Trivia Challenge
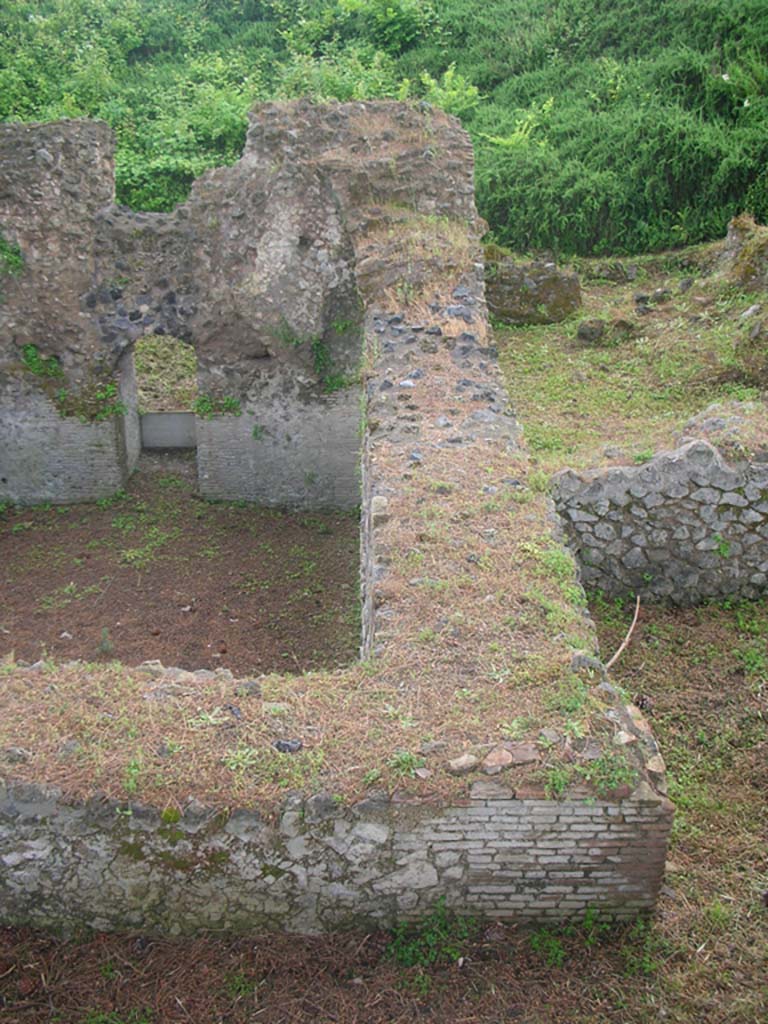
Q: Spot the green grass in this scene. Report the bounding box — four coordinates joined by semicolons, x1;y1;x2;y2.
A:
497;271;763;472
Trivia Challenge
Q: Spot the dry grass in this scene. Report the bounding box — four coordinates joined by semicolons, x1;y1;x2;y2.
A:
1;596;766;1023
0;227;606;809
355;207;479;309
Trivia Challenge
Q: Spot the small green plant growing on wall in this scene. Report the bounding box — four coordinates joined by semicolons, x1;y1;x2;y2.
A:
55;379;127;423
310;337;333;378
544;763;574;798
310;336;356;394
20;343;63;379
274;319;304;347
275;316;359;394
194;394;242;418
0;234;23;275
714;533;731;558
633;448;655;465
0;232;24;300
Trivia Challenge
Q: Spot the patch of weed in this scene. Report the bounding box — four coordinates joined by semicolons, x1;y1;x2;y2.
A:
576;750;637;796
387;750;426;778
193;394;242;418
544;763;574;798
619;916;670;976
20;343;63;378
387;898;478;969
529;926;566;967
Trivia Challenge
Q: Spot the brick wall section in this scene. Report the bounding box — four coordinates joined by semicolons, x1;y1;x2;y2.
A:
0;379;128;504
0;779;672;934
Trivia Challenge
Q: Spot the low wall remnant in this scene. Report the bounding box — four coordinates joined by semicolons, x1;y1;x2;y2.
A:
553;437;768;602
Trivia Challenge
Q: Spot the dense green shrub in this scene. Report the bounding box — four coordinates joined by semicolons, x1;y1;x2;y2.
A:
1;0;766;253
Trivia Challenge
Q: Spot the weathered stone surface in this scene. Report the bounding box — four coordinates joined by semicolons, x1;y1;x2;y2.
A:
481;747;514;774
1;101;481;507
446;753;479;775
503;742;540;764
553;431;768;603
582;260;636;284
576;318;607;344
722;213;768;291
484;252;581;325
0;781;673;934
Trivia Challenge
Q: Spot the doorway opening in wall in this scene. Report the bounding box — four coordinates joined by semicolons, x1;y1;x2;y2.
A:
134;334;198;451
0;334;361;677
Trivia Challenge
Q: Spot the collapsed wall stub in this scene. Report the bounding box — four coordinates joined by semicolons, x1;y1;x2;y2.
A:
3;102;479;506
552;403;768;604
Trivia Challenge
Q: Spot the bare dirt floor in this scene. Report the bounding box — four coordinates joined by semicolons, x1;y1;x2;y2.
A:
0;453;360;676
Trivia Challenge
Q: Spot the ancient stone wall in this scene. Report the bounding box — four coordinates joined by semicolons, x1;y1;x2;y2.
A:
2;102;477;507
1;252;674;934
553;440;768;602
1;101;673;934
0;773;671;935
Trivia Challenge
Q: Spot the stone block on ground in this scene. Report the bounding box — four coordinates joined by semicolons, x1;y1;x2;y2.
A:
484;247;581;325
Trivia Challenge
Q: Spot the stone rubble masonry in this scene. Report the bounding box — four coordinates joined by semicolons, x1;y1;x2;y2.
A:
1;101;477;507
0;778;672;935
552;439;768;602
0;101;673;933
484;253;582;326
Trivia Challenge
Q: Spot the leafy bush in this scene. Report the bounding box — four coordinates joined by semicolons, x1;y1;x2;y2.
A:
1;0;767;251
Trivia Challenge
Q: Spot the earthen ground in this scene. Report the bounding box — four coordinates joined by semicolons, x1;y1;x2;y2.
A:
0;453;360;676
1;599;765;1023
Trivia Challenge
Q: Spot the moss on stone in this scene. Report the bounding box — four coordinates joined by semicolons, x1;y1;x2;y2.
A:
119;840;146;862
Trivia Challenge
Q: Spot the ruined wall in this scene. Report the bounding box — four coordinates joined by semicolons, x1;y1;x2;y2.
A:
553;439;768;602
2;102;476;507
0;772;671;935
0;121;126;504
1;102;674;933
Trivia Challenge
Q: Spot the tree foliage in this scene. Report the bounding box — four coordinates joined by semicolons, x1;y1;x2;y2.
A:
1;0;767;254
